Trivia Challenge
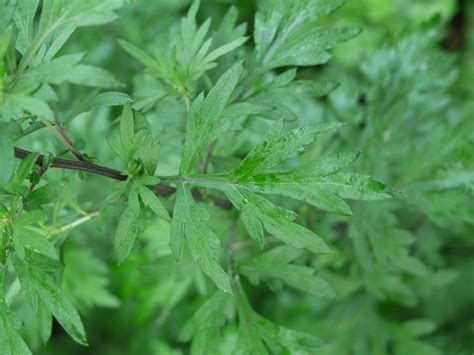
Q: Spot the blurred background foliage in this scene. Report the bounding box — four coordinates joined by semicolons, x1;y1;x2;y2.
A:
13;0;472;354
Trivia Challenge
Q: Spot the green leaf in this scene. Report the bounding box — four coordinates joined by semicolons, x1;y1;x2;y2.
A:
232;120;345;178
120;0;246;95
62;245;120;311
117;105;149;163
85;91;132;109
180;61;244;174
0;298;32;355
139;141;160;176
251;311;325;354
114;188;141;263
235;311;268;355
179;291;229;354
254;0;351;70
225;187;331;253
250;79;340;105
18;53;123;89
170;184;232;293
11;152;39;192
120;105;134;154
203;36;248;63
59;64;123;89
13;0;39;53
16;53;83;86
0;123;15;183
240;203;265;248
240;246;338;298
0;0;16;33
134;112;160;175
12;256;88;346
23;180;65;210
0;26;12;73
230;154;390;215
37;302;53;345
17;0;122;71
118;39;166;78
234;284;325;354
137;184;170;221
106;129;127;162
66;90;132;125
170;184;186;262
13;228;59;262
267;27;362;69
6;94;54;121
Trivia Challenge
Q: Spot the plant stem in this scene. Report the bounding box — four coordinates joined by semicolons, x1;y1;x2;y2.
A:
48;211;100;236
13;147;232;209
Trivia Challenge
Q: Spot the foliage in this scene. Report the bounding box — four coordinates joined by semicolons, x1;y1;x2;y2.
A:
0;0;472;354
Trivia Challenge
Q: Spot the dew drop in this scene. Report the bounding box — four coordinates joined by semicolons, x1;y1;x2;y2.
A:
297;146;306;155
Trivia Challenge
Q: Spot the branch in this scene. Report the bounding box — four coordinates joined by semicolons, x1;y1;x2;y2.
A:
54;115;86;161
14;146;127;181
13;147;232;209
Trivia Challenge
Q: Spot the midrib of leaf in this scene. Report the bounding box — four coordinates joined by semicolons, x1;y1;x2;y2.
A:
160;175;238;185
159;173;363;189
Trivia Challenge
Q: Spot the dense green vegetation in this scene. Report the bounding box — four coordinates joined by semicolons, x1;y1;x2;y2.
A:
0;0;472;354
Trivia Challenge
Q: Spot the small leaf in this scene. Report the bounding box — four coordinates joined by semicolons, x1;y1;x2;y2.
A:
240;204;265;248
170;185;186;262
66;90;132;125
13;0;39;53
225;187;331;253
204;36;248;63
106;129;127;162
7;94;54;121
15;228;59;261
179;291;229;354
59;64;123;89
119;39;165;77
137;185;170;221
114;188;141;263
23;180;65;210
11;152;39;192
240;246;338;299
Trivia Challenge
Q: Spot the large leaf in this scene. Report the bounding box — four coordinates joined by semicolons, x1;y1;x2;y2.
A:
180;61;243;174
170;184;232;293
12;256;88;346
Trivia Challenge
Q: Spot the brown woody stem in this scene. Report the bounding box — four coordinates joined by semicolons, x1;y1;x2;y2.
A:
13;147;231;209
